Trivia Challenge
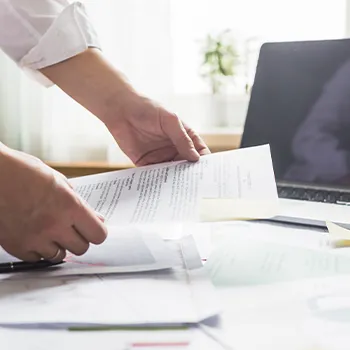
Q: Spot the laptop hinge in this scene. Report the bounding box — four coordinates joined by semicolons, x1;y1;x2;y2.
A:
277;181;350;193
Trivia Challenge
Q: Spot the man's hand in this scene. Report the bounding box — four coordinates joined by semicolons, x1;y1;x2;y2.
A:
0;145;107;262
105;96;210;166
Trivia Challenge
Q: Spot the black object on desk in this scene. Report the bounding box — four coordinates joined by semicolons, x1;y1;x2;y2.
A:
0;260;65;274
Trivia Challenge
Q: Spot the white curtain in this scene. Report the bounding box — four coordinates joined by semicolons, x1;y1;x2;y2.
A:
0;53;22;151
0;52;52;159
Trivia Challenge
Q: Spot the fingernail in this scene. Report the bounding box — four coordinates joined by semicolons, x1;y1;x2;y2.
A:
96;212;105;222
190;148;200;161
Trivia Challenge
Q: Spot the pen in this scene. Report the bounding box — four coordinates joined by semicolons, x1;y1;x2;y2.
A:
0;260;65;273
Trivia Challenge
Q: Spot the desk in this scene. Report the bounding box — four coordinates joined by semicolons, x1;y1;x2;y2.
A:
46;130;242;178
192;220;350;349
2;220;350;349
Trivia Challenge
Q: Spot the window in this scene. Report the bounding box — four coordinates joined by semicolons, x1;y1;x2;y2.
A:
47;0;350;161
81;0;348;130
171;0;346;94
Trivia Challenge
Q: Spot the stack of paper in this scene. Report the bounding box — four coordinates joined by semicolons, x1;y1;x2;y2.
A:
0;236;219;328
0;226;182;277
0;327;224;350
193;220;350;349
0;145;281;349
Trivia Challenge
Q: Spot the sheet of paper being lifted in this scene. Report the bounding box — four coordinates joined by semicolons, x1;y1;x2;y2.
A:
70;145;278;224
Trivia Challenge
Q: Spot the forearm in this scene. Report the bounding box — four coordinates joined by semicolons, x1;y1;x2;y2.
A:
40;48;138;126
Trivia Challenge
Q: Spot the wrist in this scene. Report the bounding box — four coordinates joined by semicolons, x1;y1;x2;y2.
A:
102;89;146;129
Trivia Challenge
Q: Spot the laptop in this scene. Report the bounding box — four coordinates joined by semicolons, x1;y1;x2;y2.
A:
240;38;350;228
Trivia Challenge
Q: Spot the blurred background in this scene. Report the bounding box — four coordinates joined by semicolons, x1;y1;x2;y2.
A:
0;0;348;167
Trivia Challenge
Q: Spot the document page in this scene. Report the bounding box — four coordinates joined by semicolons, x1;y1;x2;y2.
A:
204;234;350;287
0;237;219;327
0;328;223;350
70;145;278;224
0;227;181;277
0;237;219;328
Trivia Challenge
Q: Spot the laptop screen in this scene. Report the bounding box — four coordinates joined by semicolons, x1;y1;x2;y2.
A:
241;39;350;189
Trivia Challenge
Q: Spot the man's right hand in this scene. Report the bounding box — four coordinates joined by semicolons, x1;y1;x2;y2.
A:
0;144;107;262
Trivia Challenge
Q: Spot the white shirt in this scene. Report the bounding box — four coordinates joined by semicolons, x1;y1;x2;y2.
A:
0;0;100;86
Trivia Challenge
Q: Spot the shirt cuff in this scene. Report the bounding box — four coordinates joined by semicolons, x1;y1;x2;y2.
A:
20;2;101;87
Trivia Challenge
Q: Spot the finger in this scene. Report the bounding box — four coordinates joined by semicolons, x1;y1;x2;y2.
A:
95;212;106;223
0;242;42;262
15;251;42;263
136;146;178;166
38;243;66;262
52;169;73;189
72;197;108;245
183;123;211;156
56;226;90;256
161;113;200;162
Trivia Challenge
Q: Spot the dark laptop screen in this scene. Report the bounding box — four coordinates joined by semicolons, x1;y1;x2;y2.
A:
241;39;350;188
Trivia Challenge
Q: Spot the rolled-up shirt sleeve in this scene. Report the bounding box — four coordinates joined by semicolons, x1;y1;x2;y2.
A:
0;0;101;86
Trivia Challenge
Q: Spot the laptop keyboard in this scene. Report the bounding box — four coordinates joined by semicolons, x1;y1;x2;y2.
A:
277;186;350;205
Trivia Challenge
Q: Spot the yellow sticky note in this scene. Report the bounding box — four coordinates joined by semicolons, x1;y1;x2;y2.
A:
199;198;279;222
326;221;350;248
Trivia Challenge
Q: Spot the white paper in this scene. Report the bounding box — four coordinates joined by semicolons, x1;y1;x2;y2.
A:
196;220;350;287
184;221;350;349
0;327;225;350
190;221;350;349
186;220;330;263
69;145;278;224
0;237;219;327
0;227;180;277
215;274;350;350
205;235;350;286
327;221;350;248
278;197;350;226
0;328;195;350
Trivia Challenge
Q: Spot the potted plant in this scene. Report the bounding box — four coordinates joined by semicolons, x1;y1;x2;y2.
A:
200;29;240;127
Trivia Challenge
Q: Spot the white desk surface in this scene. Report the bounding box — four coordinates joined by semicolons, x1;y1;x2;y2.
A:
191;220;350;350
2;220;350;349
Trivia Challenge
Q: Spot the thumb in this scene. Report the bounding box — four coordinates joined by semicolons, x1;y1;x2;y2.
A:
162;113;200;161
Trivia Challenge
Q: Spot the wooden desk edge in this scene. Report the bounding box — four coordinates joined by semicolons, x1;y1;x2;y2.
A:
46;132;242;177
